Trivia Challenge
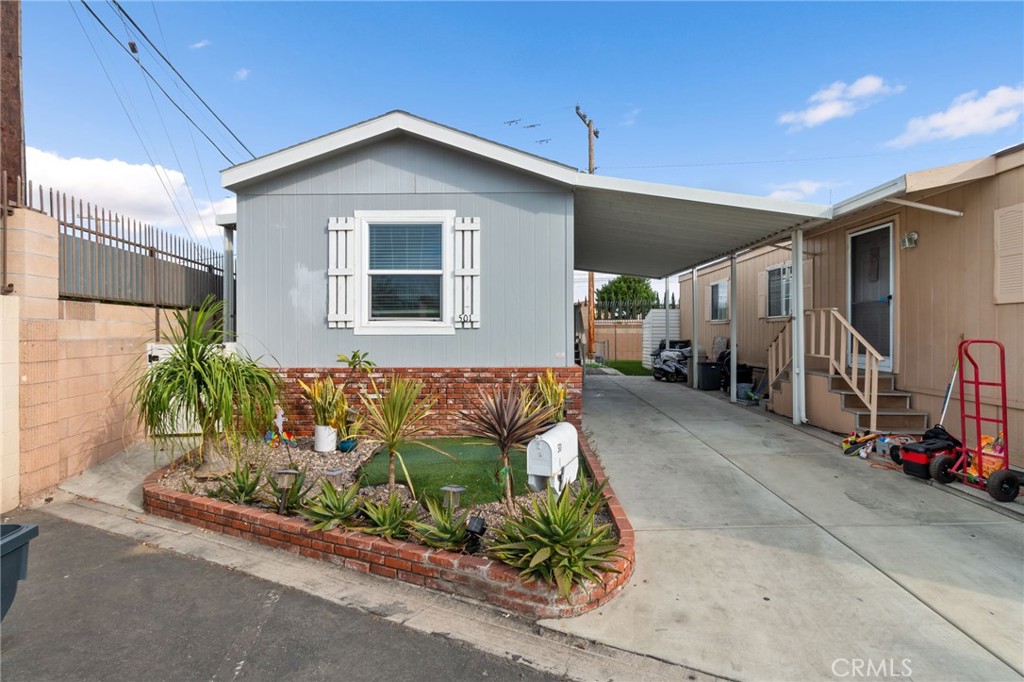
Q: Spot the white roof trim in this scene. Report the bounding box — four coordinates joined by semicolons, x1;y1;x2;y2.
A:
577;173;831;220
215;212;237;227
222;111;579;190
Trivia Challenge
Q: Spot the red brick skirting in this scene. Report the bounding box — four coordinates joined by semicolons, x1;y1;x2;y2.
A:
277;367;583;437
142;432;633;619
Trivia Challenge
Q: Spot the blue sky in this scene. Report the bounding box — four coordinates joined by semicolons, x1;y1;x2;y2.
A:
20;1;1024;297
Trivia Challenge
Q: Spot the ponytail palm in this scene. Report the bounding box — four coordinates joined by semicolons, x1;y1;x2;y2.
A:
129;296;278;465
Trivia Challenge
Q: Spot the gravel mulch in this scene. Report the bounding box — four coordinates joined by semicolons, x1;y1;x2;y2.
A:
159;437;618;551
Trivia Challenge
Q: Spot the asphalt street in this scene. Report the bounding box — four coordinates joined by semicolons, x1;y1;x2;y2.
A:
1;511;561;682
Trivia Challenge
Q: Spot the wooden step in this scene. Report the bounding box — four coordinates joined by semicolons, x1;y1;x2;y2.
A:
837;390;913;411
847;408;930;432
829;373;896;393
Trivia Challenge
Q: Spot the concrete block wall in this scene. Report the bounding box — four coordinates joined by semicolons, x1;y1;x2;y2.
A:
5;207;177;505
593;320;644;362
1;295;20;512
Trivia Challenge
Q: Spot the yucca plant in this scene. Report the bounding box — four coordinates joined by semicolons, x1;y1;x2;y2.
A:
298;376;342;426
127;296;278;466
536;369;567;422
361;493;416;539
488;482;621;598
462;386;555;510
328;392;363;440
407;497;470;551
209;461;264;505
361;375;440;500
263;469;314;516
299;479;363;531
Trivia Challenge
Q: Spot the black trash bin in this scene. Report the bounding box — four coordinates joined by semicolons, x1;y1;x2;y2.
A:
697;362;723;390
1;523;39;620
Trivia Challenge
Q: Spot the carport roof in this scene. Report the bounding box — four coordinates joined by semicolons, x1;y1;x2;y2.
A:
221;111;832;278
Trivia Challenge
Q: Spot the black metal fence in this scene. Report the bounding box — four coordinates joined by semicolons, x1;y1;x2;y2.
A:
593;297;677;320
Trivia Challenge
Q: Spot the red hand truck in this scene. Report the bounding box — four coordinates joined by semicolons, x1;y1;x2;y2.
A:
930;339;1020;502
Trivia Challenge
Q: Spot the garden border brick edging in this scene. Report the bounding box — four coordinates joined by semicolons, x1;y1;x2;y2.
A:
142;433;635;619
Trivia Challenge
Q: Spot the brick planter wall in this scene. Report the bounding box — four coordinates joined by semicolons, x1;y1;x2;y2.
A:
142;432;634;619
278;366;583;437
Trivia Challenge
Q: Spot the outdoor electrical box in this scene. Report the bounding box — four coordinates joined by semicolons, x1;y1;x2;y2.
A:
527;422;579;494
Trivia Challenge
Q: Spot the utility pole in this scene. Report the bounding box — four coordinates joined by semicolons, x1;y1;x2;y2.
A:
1;0;26;200
576;105;599;361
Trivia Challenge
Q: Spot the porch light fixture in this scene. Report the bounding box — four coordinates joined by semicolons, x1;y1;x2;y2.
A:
899;232;919;249
273;468;299;515
440;484;466;510
324;467;346;489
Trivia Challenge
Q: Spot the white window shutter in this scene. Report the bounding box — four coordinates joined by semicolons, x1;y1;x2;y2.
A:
454;217;481;328
803;258;814;310
757;270;767;319
994;203;1024;304
327;217;356;328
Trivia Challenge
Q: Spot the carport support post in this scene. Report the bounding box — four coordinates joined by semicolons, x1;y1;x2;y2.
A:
729;254;738;403
792;229;806;424
664;276;670;364
690;266;699;388
223;225;236;339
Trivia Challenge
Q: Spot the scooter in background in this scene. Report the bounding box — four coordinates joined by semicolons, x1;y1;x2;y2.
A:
652;347;688;382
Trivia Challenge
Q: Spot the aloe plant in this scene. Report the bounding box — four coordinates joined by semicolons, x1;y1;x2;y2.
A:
462;386;555;509
361;493;416;539
407;497;470;551
127;296;278;465
488;482;621;598
209;461;264;505
300;479;363;531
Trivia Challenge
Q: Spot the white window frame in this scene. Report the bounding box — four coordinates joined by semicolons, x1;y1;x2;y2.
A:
710;279;729;322
353;210;456;336
766;262;793;319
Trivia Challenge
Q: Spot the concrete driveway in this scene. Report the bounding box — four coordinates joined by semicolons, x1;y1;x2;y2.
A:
541;376;1024;682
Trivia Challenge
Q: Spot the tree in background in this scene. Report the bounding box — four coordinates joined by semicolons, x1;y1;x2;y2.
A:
595;275;658;305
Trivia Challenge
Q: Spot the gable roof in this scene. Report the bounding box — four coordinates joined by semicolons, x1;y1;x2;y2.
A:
221;111;832;278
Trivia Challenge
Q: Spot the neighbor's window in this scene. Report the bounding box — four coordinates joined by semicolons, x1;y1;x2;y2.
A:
368;223;443;320
711;280;729;321
767;264;793;318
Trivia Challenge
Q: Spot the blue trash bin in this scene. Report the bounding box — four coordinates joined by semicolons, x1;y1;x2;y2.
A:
1;523;39;620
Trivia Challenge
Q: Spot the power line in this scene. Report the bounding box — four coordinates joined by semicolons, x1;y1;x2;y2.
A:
79;0;237;165
68;1;193;238
110;0;256;160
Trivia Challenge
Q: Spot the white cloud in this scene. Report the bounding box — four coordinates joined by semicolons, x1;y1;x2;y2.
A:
26;146;233;243
779;75;905;131
886;85;1024;148
620;107;641;127
189;39;211;50
767;180;827;202
233;68;251;82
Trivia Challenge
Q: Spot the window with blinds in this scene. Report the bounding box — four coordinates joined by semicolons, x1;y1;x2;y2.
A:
767;264;792;317
368;223;443;320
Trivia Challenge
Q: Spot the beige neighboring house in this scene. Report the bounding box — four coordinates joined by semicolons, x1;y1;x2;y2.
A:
679;144;1024;468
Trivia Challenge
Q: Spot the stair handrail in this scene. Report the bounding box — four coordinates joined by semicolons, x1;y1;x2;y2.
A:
766;317;793;389
805;307;883;432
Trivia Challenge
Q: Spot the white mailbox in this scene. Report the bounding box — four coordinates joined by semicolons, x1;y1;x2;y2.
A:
527;422;579;494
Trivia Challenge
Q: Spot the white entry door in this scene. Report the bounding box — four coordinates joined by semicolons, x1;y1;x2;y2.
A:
847;224;893;371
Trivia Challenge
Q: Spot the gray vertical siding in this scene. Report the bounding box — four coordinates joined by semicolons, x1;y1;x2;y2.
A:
235;136;573;368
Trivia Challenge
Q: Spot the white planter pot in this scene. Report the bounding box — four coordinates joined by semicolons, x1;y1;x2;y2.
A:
313;425;337;453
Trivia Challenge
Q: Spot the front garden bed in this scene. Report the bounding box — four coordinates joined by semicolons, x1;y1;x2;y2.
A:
142;433;635;618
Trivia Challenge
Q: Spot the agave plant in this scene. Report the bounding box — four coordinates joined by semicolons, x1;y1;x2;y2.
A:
127;296;278;466
488;482;621;598
360;375;440;500
407;497;470;551
300;479;363;531
462;386;555;509
361;493;416;539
